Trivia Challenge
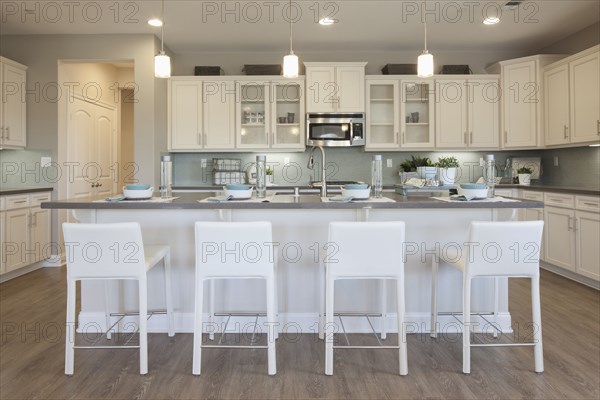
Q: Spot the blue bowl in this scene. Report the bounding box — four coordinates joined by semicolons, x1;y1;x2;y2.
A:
125;184;151;190
343;184;369;190
225;184;251;190
460;183;487;190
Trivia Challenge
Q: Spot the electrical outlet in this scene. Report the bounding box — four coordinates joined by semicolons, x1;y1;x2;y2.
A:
386;159;393;168
284;157;290;165
41;157;52;168
553;156;559;167
479;157;484;166
201;159;207;168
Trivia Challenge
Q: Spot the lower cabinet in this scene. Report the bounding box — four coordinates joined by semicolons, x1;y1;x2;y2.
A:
1;192;52;275
544;206;576;272
575;209;600;280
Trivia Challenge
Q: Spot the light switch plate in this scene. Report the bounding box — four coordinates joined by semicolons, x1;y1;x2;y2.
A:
201;159;207;168
284;157;290;165
386;159;393;168
41;157;52;168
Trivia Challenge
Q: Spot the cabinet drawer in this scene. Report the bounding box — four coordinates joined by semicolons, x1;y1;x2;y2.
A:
4;195;30;210
521;190;544;201
0;197;4;211
30;192;51;207
544;192;575;208
575;195;600;213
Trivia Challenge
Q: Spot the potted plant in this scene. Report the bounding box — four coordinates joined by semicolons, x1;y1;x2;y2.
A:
412;156;436;179
266;166;274;185
517;167;533;186
435;156;460;185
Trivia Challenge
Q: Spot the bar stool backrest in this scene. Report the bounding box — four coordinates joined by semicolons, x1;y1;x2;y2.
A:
62;222;147;280
326;221;406;278
195;221;274;278
465;221;544;278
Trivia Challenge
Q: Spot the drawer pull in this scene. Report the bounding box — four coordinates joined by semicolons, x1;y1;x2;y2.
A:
13;200;27;204
582;202;598;207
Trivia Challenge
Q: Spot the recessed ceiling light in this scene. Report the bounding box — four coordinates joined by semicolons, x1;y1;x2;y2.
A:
148;18;163;27
319;17;335;26
483;17;500;25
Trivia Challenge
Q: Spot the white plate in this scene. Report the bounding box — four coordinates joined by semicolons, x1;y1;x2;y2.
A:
341;188;370;200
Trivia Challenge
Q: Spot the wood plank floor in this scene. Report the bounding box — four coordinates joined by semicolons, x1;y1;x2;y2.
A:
1;268;598;399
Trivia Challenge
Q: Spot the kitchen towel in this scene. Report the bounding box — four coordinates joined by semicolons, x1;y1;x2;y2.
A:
95;197;180;203
431;196;519;203
198;195;275;203
321;196;397;203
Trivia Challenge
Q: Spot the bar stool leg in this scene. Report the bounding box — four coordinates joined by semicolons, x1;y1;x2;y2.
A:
493;277;499;339
380;280;387;340
531;276;544;373
266;276;277;375
325;276;335;376
462;277;472;375
65;279;77;375
208;280;215;341
318;259;325;340
397;277;408;376
192;277;204;375
430;255;439;339
274;273;279;340
138;278;148;375
104;281;112;340
164;252;175;337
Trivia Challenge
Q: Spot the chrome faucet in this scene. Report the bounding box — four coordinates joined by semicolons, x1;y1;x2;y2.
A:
307;145;327;197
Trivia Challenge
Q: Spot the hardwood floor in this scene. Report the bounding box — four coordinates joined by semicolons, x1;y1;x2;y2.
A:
1;268;598;399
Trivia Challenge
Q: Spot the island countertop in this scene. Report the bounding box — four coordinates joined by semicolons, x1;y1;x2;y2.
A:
41;192;543;210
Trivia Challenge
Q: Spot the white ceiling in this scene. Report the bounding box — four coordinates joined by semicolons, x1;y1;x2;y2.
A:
1;1;598;54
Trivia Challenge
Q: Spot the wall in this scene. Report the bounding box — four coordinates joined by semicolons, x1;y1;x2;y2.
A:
540;147;600;189
538;22;600;54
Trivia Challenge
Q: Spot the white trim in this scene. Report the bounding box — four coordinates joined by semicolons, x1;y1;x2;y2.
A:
0;262;44;283
43;254;65;267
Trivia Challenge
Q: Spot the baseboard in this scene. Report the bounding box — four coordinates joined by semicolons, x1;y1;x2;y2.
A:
77;311;513;335
541;262;599;290
0;262;45;283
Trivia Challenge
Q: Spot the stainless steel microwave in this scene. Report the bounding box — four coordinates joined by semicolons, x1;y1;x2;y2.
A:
306;113;365;147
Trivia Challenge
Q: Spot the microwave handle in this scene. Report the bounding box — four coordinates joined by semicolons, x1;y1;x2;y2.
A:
349;121;354;145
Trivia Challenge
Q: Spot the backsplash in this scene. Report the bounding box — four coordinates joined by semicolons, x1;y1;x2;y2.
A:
540;146;600;189
0;149;54;189
173;149;544;187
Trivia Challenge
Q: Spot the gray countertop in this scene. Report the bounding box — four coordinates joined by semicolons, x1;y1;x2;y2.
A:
42;192;543;210
0;187;54;196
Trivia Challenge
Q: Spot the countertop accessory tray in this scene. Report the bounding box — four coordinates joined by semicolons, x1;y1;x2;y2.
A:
395;184;456;196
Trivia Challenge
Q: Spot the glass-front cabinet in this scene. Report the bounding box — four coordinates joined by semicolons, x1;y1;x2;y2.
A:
366;78;434;150
236;79;304;151
400;80;435;148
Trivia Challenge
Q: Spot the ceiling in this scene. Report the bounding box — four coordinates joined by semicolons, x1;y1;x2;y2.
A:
1;1;598;54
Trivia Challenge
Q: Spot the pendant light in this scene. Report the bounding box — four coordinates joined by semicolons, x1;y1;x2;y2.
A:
417;2;434;78
282;0;299;78
154;0;171;78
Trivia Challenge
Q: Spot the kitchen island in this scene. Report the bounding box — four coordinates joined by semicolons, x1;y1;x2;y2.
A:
43;192;543;335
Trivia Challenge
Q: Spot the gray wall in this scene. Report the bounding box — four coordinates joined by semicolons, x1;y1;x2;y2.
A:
538;22;600;54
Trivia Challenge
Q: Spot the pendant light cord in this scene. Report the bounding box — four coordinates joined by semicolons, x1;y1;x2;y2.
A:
161;0;165;52
423;0;428;52
289;0;294;54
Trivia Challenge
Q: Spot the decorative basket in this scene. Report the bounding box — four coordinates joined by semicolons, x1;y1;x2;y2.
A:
243;64;282;75
382;64;417;75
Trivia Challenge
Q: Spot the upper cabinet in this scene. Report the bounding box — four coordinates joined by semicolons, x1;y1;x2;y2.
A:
435;77;500;149
0;57;27;149
305;62;366;113
168;78;235;151
544;46;600;146
489;55;565;149
236;79;304;151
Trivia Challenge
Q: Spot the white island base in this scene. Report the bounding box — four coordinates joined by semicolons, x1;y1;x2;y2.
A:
71;206;517;336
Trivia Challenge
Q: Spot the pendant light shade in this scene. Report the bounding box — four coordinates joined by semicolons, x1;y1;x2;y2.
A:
283;53;299;78
154;0;171;78
155;51;171;78
282;0;299;78
417;51;434;78
417;0;434;78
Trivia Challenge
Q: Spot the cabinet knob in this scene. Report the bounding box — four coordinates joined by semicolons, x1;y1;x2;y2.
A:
564;125;568;139
504;131;508;144
597;120;599;135
470;132;473;144
5;126;9;140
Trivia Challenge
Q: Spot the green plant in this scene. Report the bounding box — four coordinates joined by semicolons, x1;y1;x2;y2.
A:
265;167;274;175
517;166;533;174
400;155;433;172
435;156;460;169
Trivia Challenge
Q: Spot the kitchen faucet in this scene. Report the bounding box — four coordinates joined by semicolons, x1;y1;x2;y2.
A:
307;145;327;197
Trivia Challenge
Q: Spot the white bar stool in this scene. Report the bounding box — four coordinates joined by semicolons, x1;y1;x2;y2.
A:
430;221;544;374
63;222;174;375
193;221;277;376
324;221;408;376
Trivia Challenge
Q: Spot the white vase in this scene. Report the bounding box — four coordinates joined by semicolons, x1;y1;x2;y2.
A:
417;166;437;179
518;174;531;185
438;167;457;185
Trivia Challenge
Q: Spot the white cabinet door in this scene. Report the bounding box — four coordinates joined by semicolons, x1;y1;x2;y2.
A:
544;206;576;272
203;81;235;149
468;79;500;148
366;80;399;149
306;66;336;113
336;66;365;112
435;80;467;148
503;61;537;147
544;64;570;146
4;208;29;273
570;50;600;143
1;61;27;148
575;211;600;281
272;80;304;150
236;81;269;149
402;80;435;148
169;81;203;150
30;207;51;264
